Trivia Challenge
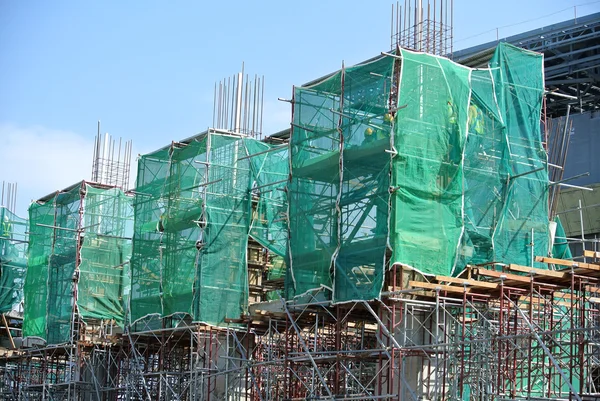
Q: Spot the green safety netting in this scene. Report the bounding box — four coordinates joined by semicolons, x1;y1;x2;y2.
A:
287;70;341;299
130;138;208;323
78;186;133;325
286;43;549;302
47;185;80;344
488;44;549;268
23;182;133;344
287;56;394;302
0;207;28;314
130;132;275;326
391;50;471;276
130;146;171;324
393;45;548;275
22;201;54;340
457;67;508;267
194;133;251;325
21;43;549;335
246;140;289;257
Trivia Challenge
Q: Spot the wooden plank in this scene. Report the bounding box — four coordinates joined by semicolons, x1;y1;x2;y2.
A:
553;293;578;302
477;268;532;283
512;295;573;308
516;295;545;304
535;256;600;271
487;298;573;309
409;281;470;294
585;285;600;294
584;250;600;259
385;286;436;298
1;315;15;350
508;264;567;279
516;295;551;306
435;275;498;289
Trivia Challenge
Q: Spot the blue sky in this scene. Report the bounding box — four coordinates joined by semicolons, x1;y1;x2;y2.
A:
1;0;599;216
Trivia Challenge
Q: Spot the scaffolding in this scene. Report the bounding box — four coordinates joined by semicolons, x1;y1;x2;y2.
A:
0;42;598;400
130;129;287;327
0;207;27;317
0;206;27;356
245;258;600;400
23;181;133;344
5;181;133;400
286;42;549;305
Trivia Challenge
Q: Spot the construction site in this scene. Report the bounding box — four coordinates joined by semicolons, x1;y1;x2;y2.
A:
1;2;600;400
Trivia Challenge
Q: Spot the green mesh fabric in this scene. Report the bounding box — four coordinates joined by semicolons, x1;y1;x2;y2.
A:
130;147;171;323
336;58;394;302
131;132;260;326
246;141;289;257
164;140;207;318
391;50;471;276
23;183;133;344
287;43;549;301
0;207;28;314
78;186;133;326
46;185;80;344
131;139;207;323
194;133;251;325
287;71;342;298
457;68;508;267
489;44;549;267
22;201;54;339
391;44;548;276
287;56;394;302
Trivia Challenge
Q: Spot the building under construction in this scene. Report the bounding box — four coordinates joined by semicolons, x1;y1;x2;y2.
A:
1;5;600;400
